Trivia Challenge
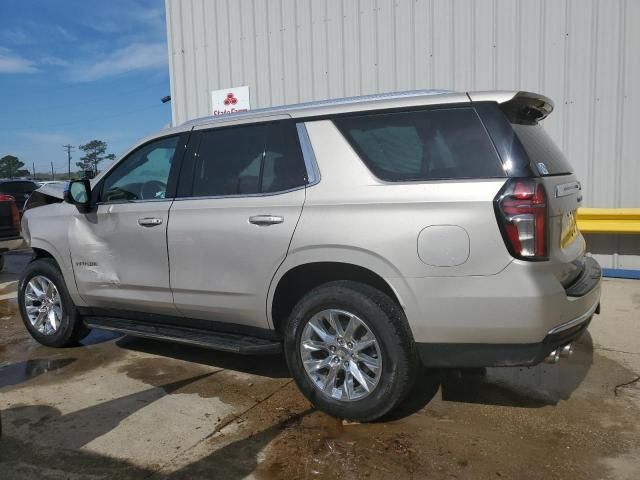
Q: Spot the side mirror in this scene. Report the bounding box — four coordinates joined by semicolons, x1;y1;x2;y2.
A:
65;179;92;213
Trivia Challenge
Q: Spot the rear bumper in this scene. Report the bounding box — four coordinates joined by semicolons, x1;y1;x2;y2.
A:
0;236;24;253
397;255;602;345
417;298;598;367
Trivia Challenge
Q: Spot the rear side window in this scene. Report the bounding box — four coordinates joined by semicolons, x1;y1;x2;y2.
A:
262;123;308;193
192;125;265;196
334;108;504;181
510;123;573;176
190;122;307;197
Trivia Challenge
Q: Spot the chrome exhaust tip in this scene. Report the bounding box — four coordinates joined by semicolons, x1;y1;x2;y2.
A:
544;349;560;364
559;343;574;358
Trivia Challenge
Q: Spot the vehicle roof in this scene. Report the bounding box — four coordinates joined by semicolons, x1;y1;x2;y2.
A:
92;89;526;185
179;89;522;131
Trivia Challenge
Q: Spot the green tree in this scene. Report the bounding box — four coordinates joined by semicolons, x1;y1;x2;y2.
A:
77;140;115;176
0;155;31;179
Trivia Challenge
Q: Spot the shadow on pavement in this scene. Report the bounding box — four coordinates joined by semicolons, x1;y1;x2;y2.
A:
170;408;314;480
1;250;31;279
0;406;314;480
116;335;291;379
116;330;594;420
387;331;594;420
2;372;214;451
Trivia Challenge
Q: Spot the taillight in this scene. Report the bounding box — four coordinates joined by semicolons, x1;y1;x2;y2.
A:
494;179;547;260
11;202;20;233
0;195;21;233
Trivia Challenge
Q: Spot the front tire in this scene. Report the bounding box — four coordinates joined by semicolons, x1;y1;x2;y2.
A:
18;258;89;347
284;281;417;422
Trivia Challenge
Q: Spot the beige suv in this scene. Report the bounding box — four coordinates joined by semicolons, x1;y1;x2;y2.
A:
19;90;600;421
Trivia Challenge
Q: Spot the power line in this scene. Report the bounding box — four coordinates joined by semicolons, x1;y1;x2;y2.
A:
63;144;75;179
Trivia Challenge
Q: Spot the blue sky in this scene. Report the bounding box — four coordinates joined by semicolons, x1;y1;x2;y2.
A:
0;0;171;175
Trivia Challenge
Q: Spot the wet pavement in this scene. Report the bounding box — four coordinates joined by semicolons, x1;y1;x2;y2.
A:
1;250;639;479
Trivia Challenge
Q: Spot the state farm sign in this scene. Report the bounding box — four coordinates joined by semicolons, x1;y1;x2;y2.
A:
211;86;250;116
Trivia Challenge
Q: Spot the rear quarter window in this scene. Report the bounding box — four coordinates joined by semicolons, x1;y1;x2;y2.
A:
333;108;505;181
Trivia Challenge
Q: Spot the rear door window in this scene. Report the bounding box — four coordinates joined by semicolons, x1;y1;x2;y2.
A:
189;122;307;197
262;122;308;193
510;123;573;176
192;124;266;196
334;108;504;181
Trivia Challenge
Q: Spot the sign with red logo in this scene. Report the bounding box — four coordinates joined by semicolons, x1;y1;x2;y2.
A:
211;86;250;116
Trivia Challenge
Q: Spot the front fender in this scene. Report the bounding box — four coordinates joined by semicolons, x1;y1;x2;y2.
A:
23;204;86;307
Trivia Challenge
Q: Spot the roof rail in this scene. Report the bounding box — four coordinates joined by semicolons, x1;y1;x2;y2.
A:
180;89;454;127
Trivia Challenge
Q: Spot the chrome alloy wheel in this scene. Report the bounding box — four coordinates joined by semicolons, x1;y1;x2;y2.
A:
24;275;63;336
300;309;382;402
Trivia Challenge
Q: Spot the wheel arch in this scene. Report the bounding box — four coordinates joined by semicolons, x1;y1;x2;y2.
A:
28;239;86;307
269;259;409;335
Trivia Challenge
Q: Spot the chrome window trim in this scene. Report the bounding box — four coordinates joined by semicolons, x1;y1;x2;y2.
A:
96;198;174;206
296;122;321;186
172;184;306;202
172;121;318;202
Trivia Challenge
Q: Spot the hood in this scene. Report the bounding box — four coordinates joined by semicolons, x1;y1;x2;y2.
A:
37;181;68;200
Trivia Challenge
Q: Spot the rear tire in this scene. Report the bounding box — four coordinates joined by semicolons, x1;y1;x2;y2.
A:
18;258;90;347
284;281;417;422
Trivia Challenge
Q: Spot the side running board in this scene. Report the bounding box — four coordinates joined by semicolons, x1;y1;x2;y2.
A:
84;317;282;355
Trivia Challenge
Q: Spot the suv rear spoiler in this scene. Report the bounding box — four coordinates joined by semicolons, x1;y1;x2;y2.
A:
468;91;554;123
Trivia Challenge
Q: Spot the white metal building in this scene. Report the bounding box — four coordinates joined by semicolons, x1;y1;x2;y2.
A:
165;0;639;270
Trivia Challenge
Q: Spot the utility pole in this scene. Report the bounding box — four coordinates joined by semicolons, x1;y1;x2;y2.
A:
32;161;36;179
50;162;55;181
63;144;74;180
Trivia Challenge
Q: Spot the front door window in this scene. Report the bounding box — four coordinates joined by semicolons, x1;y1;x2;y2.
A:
101;136;179;202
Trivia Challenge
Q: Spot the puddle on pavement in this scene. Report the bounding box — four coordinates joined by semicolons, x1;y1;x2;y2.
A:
0;358;76;389
0;312;129;391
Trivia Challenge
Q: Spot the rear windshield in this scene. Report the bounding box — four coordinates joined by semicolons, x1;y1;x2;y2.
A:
334;108;505;181
0;181;38;194
511;123;573;176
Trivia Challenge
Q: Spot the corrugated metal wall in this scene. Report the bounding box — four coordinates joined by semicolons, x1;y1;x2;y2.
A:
165;0;640;269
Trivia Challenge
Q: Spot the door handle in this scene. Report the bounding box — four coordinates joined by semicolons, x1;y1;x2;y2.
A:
249;215;284;226
138;217;163;227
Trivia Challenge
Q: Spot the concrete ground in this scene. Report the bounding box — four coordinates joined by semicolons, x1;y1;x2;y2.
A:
1;251;639;480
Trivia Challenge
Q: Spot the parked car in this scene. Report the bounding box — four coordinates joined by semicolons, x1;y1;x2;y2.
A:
0;193;23;270
37;181;66;187
0;180;39;212
18;90;601;421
